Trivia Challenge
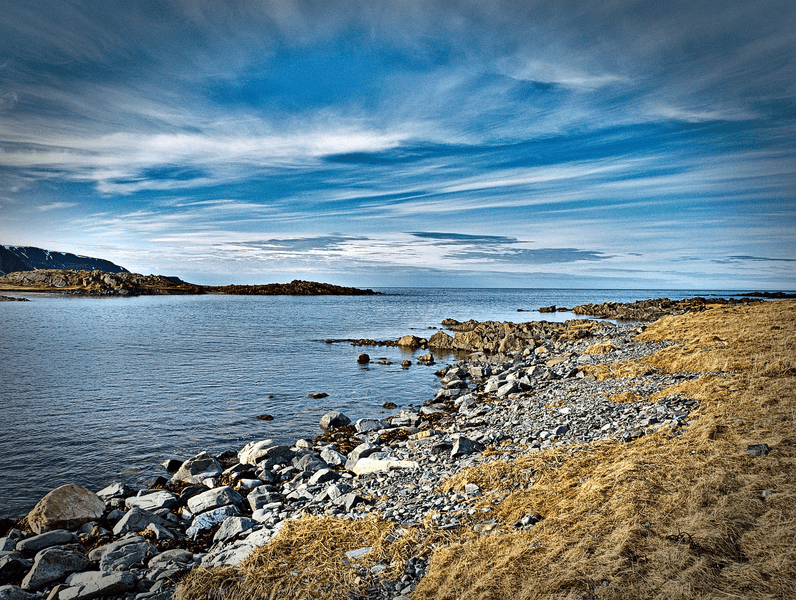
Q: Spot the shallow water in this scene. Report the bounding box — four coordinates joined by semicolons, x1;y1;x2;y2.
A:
0;287;748;517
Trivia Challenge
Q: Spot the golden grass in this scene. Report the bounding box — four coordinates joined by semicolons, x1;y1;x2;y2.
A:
412;299;796;600
177;300;796;600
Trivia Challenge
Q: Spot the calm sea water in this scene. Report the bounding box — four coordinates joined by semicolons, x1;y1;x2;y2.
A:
0;288;749;518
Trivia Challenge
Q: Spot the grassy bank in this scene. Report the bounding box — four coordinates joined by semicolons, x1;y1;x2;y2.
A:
177;299;796;600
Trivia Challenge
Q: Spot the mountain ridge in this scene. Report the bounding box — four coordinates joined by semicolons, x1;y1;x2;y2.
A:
0;245;128;276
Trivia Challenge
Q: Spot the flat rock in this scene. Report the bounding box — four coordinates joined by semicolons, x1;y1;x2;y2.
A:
95;482;135;502
355;418;389;433
87;536;146;562
16;530;76;553
451;436;484;457
124;490;178;512
26;484;105;534
21;548;91;591
148;549;193;569
351;457;419;475
319;447;346;467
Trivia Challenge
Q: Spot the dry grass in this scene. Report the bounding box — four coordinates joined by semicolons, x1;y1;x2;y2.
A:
412;299;796;600
177;300;796;600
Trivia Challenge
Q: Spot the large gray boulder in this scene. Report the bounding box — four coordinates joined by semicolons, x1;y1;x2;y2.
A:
171;451;223;484
186;486;245;515
238;441;294;466
0;586;40;600
20;548;91;591
354;418;388;434
26;484;105;534
87;536;145;562
99;540;156;572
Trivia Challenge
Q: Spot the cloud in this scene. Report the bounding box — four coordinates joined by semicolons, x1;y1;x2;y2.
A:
409;232;519;245
38;201;78;211
719;255;796;263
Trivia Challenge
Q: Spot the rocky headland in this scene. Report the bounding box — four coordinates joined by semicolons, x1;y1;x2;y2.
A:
1;298;794;600
0;270;379;297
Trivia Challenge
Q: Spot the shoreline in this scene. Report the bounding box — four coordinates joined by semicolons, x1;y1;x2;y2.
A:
1;298;794;600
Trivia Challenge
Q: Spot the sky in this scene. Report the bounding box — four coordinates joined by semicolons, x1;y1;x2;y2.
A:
1;0;795;288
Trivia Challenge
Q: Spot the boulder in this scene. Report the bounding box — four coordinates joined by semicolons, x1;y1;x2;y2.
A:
171;451;223;484
21;548;91;591
87;536;146;562
148;549;193;569
307;469;341;486
427;331;455;349
397;335;424;349
319;411;351;431
0;555;32;583
99;540;156;572
187;486;245;515
356;353;370;364
246;488;282;512
26;484;105;534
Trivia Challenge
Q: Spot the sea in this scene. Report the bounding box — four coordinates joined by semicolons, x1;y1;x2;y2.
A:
0;288;755;518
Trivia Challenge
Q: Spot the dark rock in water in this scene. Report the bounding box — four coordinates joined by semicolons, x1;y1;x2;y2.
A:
401;360;411;369
539;305;556;313
308;392;328;399
144;476;168;488
356;353;370;364
256;414;274;421
746;443;770;456
382;402;398;409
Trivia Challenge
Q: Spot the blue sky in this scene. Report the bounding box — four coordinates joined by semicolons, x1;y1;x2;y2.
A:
1;0;794;288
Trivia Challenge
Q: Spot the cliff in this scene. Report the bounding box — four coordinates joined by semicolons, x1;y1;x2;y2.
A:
0;246;128;276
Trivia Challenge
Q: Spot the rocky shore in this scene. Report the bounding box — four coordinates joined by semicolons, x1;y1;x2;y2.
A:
0;310;711;600
0;270;378;297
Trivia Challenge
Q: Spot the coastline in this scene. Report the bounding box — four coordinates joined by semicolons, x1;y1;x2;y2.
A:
1;298;794;600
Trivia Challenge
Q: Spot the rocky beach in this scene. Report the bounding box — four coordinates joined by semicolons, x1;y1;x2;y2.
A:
1;297;794;600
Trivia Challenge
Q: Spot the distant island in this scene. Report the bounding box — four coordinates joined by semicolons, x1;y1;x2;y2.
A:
0;245;378;296
0;269;379;296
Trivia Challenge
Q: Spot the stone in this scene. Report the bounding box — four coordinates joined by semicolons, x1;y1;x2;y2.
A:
26;484;105;534
319;447;346;468
401;360;411;368
186;505;240;538
238;440;294;466
308;392;328;399
161;459;183;473
345;547;372;561
496;382;518;397
144;522;175;541
397;335;424;349
212;517;255;544
187;486;245;515
124;490;178;512
171;452;224;484
0;586;40;600
351;457;419;475
99;540;156;572
112;508;168;536
148;549;193;568
451;437;484;457
16;530;77;553
59;571;136;600
87;536;145;562
0;554;32;583
356;353;370;364
355;418;388;434
246;487;282;512
95;482;135;502
308;469;341;486
746;443;770;456
21;548;91;590
319;411;351;431
427;331;455;349
417;353;435;364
